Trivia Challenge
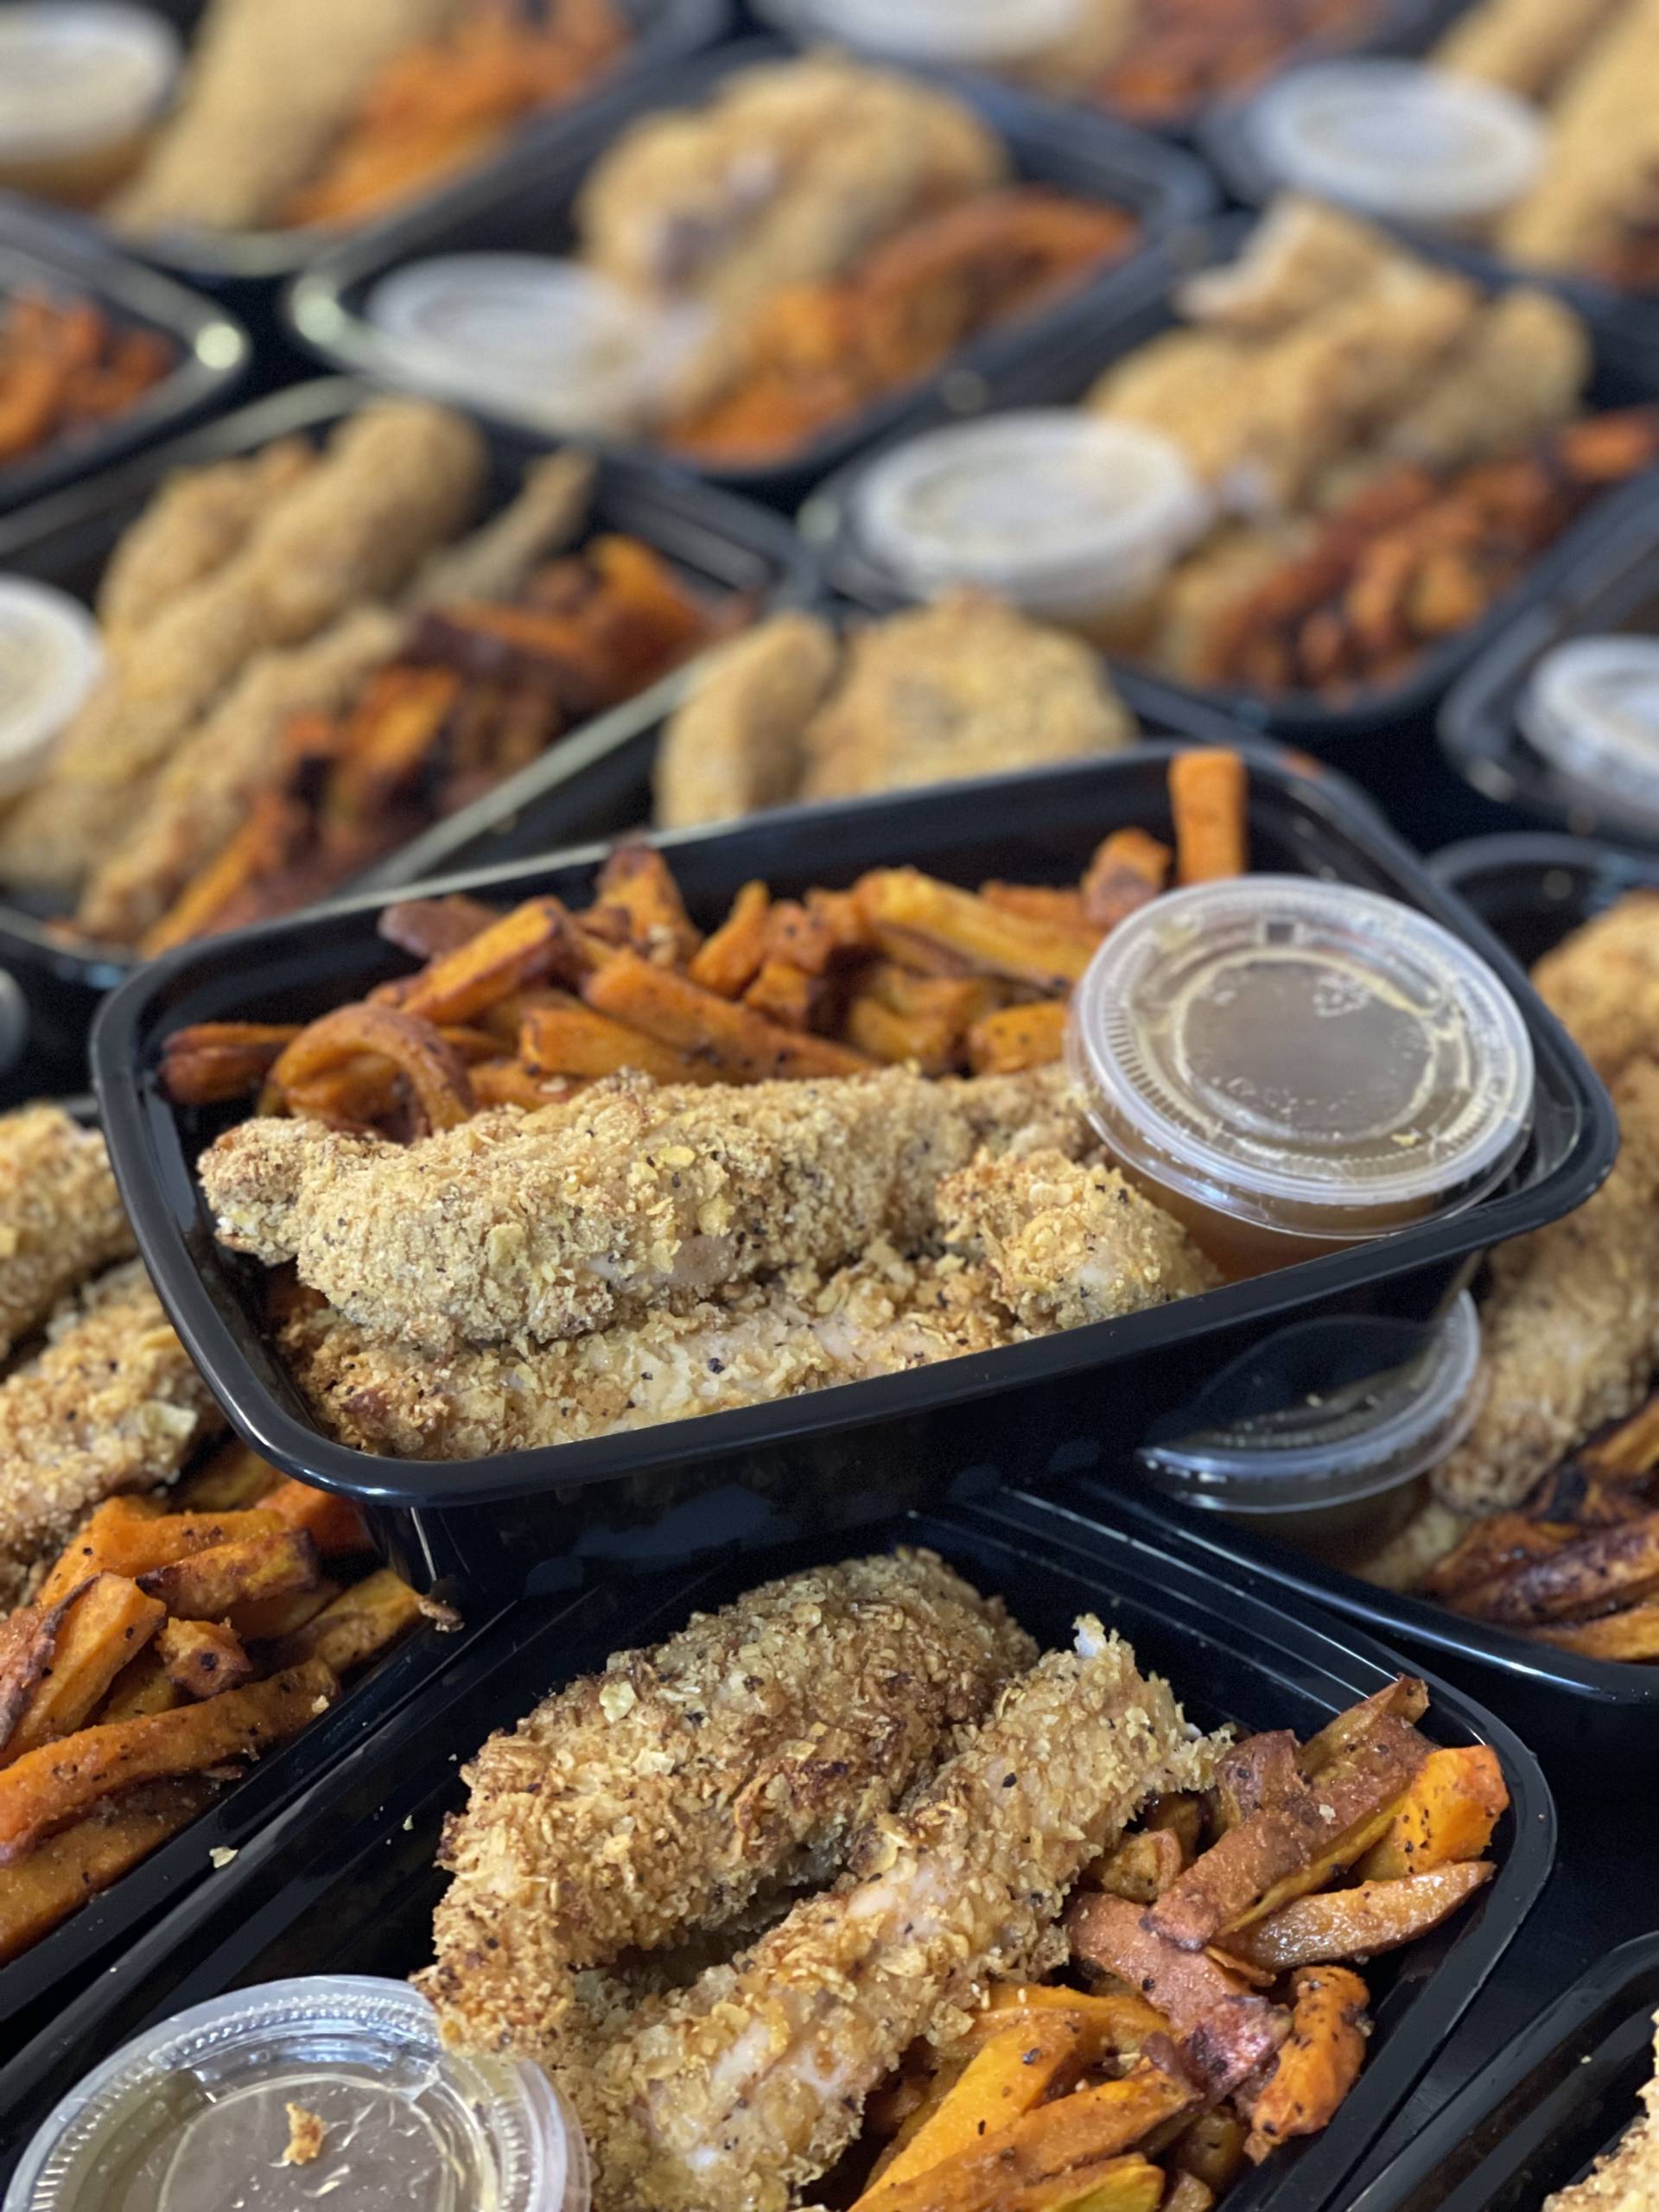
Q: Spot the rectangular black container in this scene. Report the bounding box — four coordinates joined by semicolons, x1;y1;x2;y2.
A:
1046;831;1659;1775
0;1489;1557;2202
1438;486;1659;848
0;375;813;1090
90;744;1615;1593
810;212;1659;788
0;195;248;512
283;35;1217;508
1338;1934;1659;2212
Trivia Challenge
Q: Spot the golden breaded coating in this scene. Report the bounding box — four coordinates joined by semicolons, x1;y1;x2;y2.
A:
1531;890;1659;1084
587;1621;1210;2212
0;1106;135;1364
201;1067;1089;1353
798;592;1136;805
1434;1058;1659;1516
653;613;842;830
1544;2012;1659;2212
1178;196;1405;334
1380;288;1590;473
283;1247;1019;1459
404;450;596;611
418;1550;1037;2063
0;1262;223;1606
1436;0;1624;98
1497;0;1659;270
938;1146;1220;1330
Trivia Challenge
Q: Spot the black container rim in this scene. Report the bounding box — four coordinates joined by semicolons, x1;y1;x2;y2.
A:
0;1487;1558;2209
0;194;250;512
281;34;1217;502
808;207;1659;743
90;741;1618;1512
1429;828;1659;896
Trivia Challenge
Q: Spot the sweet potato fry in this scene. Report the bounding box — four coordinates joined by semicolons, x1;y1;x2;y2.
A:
855;2019;1087;2205
1084;1827;1186;1904
687;880;771;997
37;1504;287;1606
594;842;702;964
1145;1794;1205;1860
520;996;716;1085
0;1661;338;1864
1170;751;1249;884
1169;2111;1246;2196
471;1059;580;1110
1081;830;1172;931
137;1530;320;1622
584;947;871;1080
1065;1893;1262;2043
1245;1967;1369;2161
1526;1605;1659;1660
1422;1517;1575;1601
744;958;822;1032
1580;1395;1659;1481
226;1581;340;1644
264;1568;425;1676
1213;1732;1301;1829
268;1007;474;1136
997;2157;1166;2212
1355;1747;1508;1878
981;884;1093;933
855;869;1096;993
95;1649;183;1723
1446;1516;1659;1625
845;993;963;1075
3;1576;165;1765
398;897;585;1024
968;1987;1171;2059
0;1596;76;1752
260;1479;375;1560
0;1780;218;1964
159;1618;255;1700
966;1002;1068;1076
378;894;500;963
1164;2171;1216;2212
1300;1678;1429;1776
159;1022;303;1105
174;1442;282;1513
1217;1861;1494;1974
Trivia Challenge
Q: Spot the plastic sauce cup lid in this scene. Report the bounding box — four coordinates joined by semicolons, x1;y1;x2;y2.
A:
0;579;103;802
366;255;711;437
1247;60;1544;228
1519;635;1659;828
0;4;181;159
852;412;1211;623
768;0;1084;63
1137;1293;1484;1513
4;1976;589;2212
1068;875;1535;1238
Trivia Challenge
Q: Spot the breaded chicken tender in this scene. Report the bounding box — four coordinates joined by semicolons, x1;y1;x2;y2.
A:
404;450;595;610
418;1551;1036;2062
1434;1058;1659;1515
1531;890;1659;1085
1544;2012;1659;2212
0;1262;223;1606
587;1620;1208;2212
1380;288;1591;473
0;1106;135;1363
201;1066;1091;1353
653;612;842;830
1177;196;1403;334
1497;0;1659;271
1436;0;1624;99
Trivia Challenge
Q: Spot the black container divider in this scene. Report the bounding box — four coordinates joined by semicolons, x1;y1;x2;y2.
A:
0;196;248;513
283;35;1217;509
0;1491;1557;2202
1338;1935;1659;2212
0;376;812;1086
808;212;1659;804
91;746;1614;1594
1439;488;1659;846
1043;831;1659;1777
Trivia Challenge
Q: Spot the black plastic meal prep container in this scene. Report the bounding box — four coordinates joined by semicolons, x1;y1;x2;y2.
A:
808;211;1659;821
0;1487;1558;2198
89;742;1616;1594
283;34;1217;510
1438;485;1659;845
1036;832;1659;1776
0;374;812;1089
0;195;249;514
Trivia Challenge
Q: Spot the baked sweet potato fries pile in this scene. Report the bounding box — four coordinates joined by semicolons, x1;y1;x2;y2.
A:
159;748;1249;1132
1089;0;1378;123
0;1444;442;1965
1193;409;1659;697
0;291;173;472
839;1678;1505;2212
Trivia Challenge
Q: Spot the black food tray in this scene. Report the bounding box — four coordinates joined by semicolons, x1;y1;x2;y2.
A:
49;0;733;290
810;211;1659;767
0;375;811;1084
1048;835;1659;1775
0;195;248;512
0;1489;1557;2205
1343;1933;1659;2212
90;744;1614;1588
284;35;1217;508
1439;486;1659;846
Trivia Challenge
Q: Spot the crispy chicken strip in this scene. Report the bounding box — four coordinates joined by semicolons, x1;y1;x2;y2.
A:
1434;1058;1659;1515
0;1262;223;1607
1178;196;1403;334
419;1551;1036;2060
1380;289;1590;473
282;1247;1018;1459
1544;2010;1659;2212
201;1066;1091;1351
938;1147;1221;1330
1497;0;1659;271
404;450;597;611
1435;0;1624;99
586;1621;1209;2212
0;1106;135;1363
653;613;842;830
1531;890;1659;1085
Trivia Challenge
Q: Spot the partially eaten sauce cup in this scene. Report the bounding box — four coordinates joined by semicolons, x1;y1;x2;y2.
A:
0;3;180;207
1067;875;1535;1278
1519;634;1659;835
4;1977;588;2212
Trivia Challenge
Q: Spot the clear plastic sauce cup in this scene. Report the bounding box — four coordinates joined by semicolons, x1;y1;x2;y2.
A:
1246;60;1545;231
1519;635;1659;832
0;4;181;205
0;578;104;801
3;1976;589;2212
1067;875;1535;1279
765;0;1084;64
851;412;1211;631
